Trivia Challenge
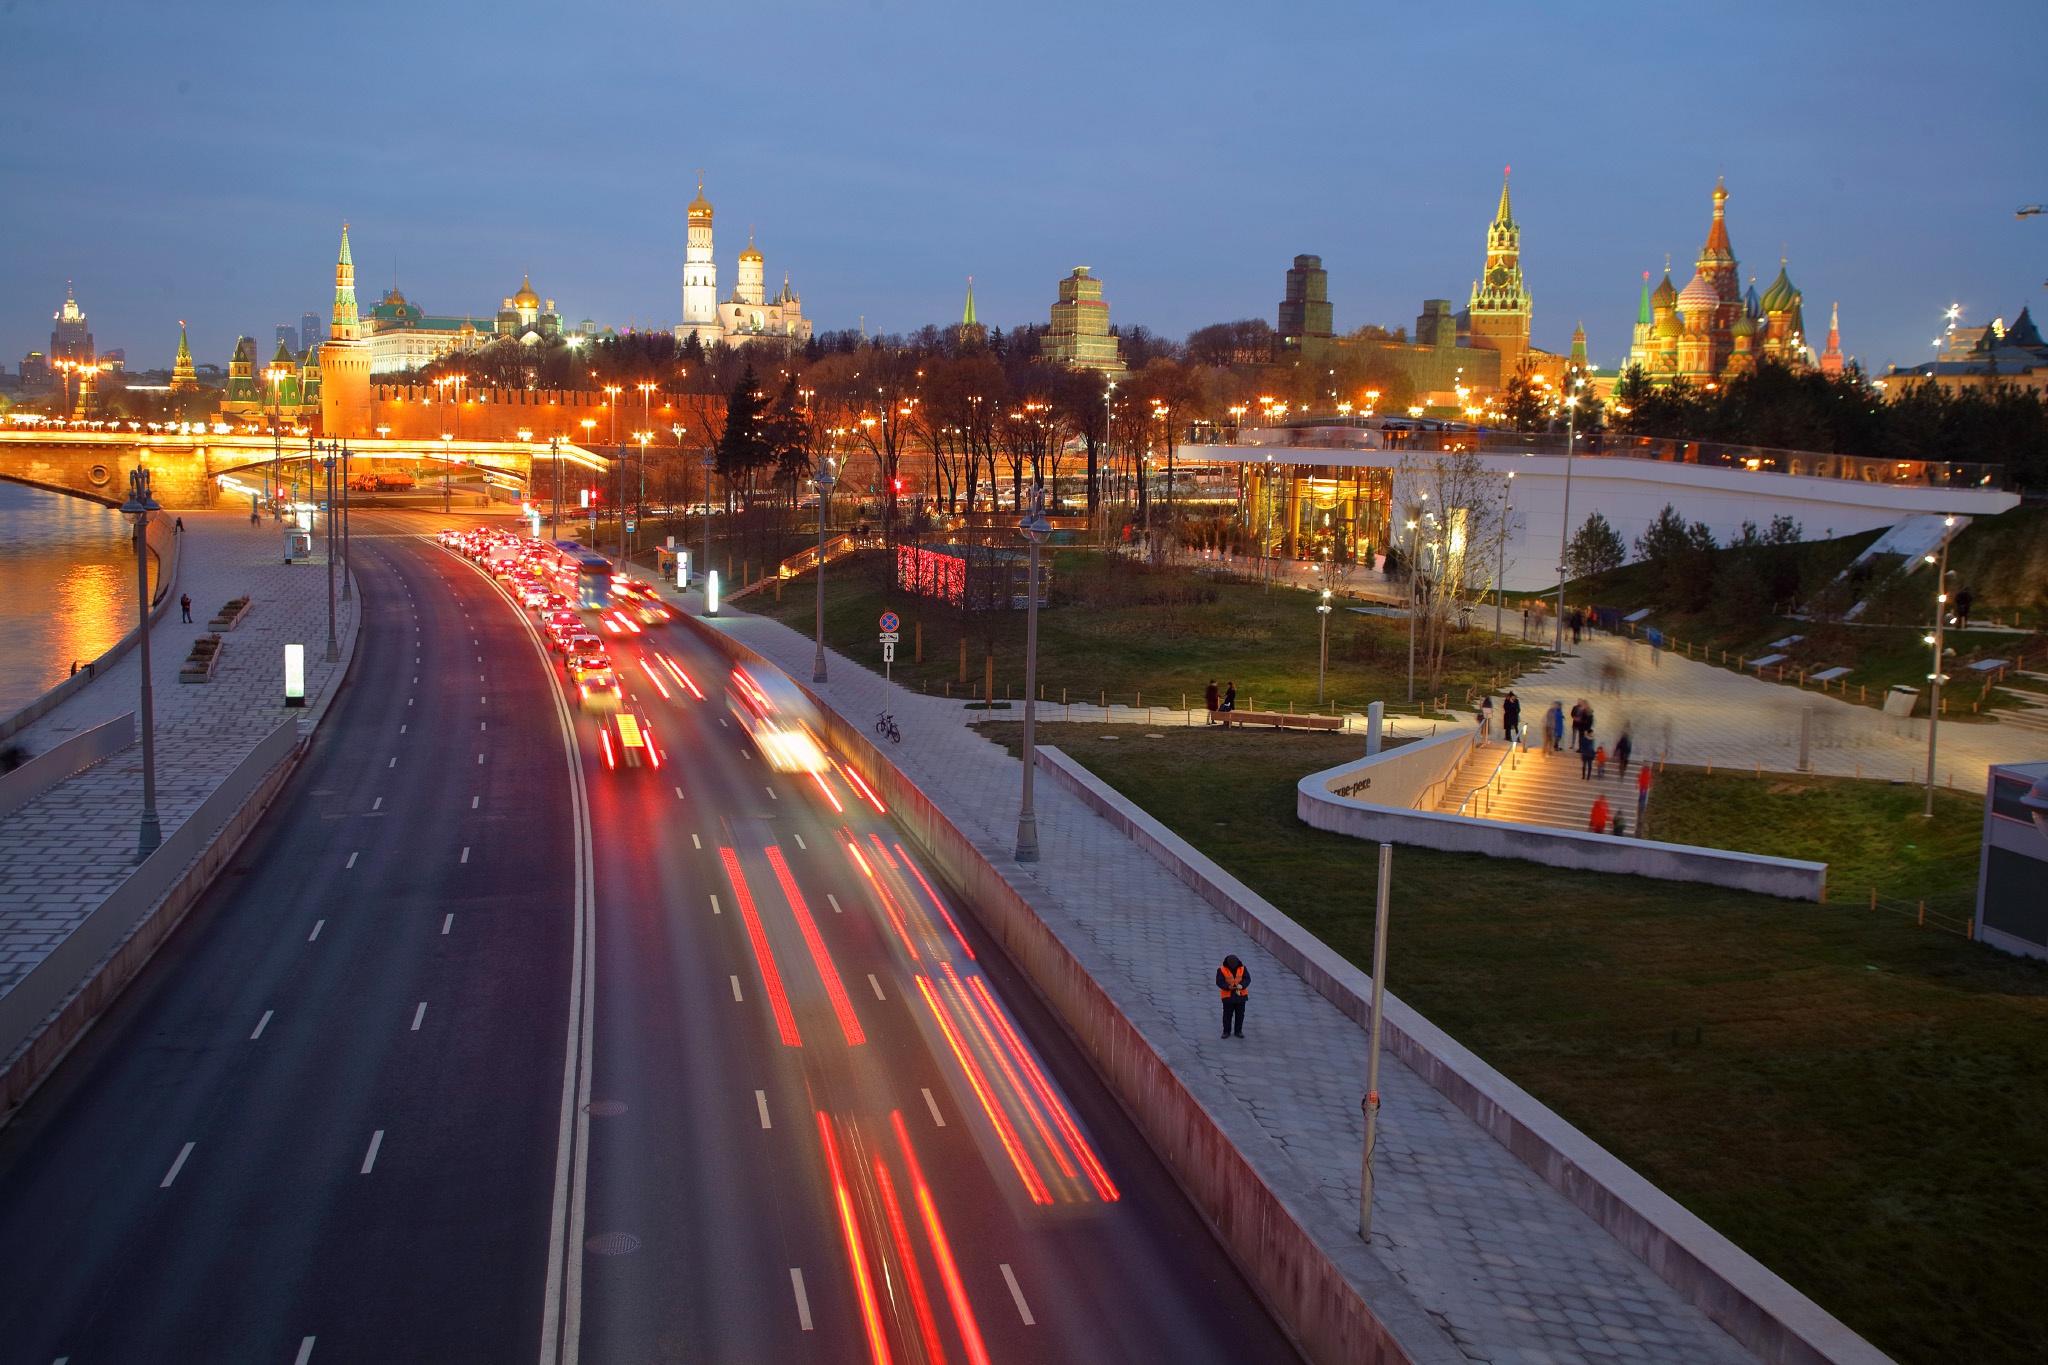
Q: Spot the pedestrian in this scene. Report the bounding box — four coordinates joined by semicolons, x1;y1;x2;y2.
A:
1502;690;1521;744
1221;681;1236;715
179;593;192;623
1615;730;1632;778
1478;695;1494;741
1569;700;1587;745
1521;603;1530;639
1595;742;1608;779
1216;954;1249;1038
1589;794;1611;832
1571;607;1584;645
1637;764;1652;828
174;516;184;533
1204;679;1220;724
1581;701;1596;739
1955;587;1972;630
1547;701;1565;751
1578;729;1596;779
1613;811;1628;837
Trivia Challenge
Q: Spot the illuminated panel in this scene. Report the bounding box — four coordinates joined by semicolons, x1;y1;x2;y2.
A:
967;974;1119;1202
891;1111;992;1365
940;964;1076;1182
719;848;801;1047
895;845;977;961
818;1113;894;1365
872;1156;947;1364
915;975;1048;1204
764;847;864;1046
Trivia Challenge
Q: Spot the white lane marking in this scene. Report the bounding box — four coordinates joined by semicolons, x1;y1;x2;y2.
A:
408;699;414;707
480;721;487;731
442;913;454;934
765;786;777;801
1001;1263;1036;1325
730;975;743;1001
360;1130;384;1174
691;833;701;849
477;655;483;662
482;696;488;704
827;894;842;914
674;787;685;800
251;1010;274;1039
472;795;480;809
709;894;721;915
922;1088;946;1127
308;919;325;941
741;749;751;760
793;833;805;849
160;1142;195;1187
372;797;383;810
868;974;886;1000
346;852;358;869
756;1090;772;1128
294;1338;316;1365
400;724;407;734
461;846;470;864
477;753;484;764
411;1002;427;1031
480;674;486;682
719;717;728;727
389;757;397;768
790;1268;813;1331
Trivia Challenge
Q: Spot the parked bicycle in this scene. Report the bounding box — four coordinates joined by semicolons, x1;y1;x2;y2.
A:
874;711;901;744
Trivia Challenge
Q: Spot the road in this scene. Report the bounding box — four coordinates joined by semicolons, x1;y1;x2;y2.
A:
0;510;1296;1363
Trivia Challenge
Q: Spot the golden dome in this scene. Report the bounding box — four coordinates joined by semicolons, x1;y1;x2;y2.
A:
739;241;764;264
688;178;713;223
512;275;540;309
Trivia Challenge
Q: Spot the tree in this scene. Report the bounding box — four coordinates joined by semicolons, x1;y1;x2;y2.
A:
715;363;771;494
1633;504;1719;612
1502;375;1546;432
1397;451;1512;689
1564;512;1626;578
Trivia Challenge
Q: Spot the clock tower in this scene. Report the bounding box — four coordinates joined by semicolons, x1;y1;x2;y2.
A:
1468;168;1532;370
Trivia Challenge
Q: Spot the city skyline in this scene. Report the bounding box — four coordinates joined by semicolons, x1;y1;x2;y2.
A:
2;2;2042;374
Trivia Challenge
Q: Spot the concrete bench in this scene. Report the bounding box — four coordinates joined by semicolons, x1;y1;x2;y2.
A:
1211;709;1344;732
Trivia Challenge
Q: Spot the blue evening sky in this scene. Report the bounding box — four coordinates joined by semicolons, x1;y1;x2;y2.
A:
2;0;2041;375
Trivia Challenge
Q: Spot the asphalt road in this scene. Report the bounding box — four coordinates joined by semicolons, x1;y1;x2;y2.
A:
0;511;1296;1363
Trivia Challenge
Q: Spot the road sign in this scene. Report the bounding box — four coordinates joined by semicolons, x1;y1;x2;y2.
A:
879;631;899;644
879;611;901;633
883;641;896;663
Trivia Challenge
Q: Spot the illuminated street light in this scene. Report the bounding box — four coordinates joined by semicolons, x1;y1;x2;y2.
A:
118;465;163;857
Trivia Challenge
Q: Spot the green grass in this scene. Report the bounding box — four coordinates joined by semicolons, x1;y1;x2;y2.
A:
980;721;2048;1365
756;549;1542;716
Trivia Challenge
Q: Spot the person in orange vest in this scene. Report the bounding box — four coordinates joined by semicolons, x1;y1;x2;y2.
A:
1216;954;1249;1038
1589;794;1612;833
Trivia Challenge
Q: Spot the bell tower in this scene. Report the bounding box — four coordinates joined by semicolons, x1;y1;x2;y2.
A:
1468;167;1532;369
680;175;718;341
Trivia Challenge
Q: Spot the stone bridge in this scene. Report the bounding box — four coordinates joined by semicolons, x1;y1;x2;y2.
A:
0;429;607;509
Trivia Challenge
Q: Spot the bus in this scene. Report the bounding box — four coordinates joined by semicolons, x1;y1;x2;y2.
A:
547;540;614;610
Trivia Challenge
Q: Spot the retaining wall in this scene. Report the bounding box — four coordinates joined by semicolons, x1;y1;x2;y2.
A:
1038;744;1888;1365
0;713;135;821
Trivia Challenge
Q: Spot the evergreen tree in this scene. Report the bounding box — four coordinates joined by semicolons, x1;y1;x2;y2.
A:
1564;511;1626;577
716;363;770;486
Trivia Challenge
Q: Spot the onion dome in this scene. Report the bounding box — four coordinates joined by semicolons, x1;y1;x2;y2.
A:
739;230;763;264
1655;312;1682;340
1677;272;1719;315
688;178;713;223
1760;264;1799;315
1651;270;1678;311
512;276;540;309
1731;314;1756;339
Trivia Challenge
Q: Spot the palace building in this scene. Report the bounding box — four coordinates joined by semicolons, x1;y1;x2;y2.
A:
674;179;812;348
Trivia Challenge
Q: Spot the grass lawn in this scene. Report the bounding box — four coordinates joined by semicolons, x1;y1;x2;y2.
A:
980;720;2048;1365
757;549;1545;717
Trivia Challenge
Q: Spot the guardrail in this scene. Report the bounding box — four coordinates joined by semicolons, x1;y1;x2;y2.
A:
0;713;134;822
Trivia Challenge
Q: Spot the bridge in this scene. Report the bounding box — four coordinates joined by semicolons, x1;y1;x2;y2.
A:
0;426;608;509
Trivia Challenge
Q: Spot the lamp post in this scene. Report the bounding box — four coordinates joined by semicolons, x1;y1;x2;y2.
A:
1924;515;1959;817
1552;378;1584;655
812;456;836;683
120;465;163;857
1405;517;1419;703
703;452;718;612
339;439;352;603
1015;484;1052;863
1495;471;1515;636
322;443;339;662
1359;841;1392;1241
547;436;562;539
1318;581;1334;704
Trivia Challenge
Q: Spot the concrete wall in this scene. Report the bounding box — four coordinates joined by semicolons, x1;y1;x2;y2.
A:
0;714;134;820
674;606;1460;1365
1300;751;1827;901
1036;744;1890;1365
1321;725;1476;809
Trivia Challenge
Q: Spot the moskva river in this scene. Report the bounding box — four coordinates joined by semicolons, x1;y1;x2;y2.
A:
0;482;155;719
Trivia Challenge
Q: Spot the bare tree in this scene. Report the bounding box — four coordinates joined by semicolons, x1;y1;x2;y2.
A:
1394;451;1511;690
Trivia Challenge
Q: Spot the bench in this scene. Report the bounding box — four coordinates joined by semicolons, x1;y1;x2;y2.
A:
1210;709;1344;732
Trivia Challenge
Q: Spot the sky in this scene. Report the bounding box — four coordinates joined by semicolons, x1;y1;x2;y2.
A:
2;0;2043;376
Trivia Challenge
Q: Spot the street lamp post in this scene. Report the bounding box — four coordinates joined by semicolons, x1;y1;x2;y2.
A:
1015;485;1052;863
1359;841;1392;1240
1552;378;1584;655
340;439;352;602
120;466;163;858
812;457;836;683
322;443;339;662
1405;517;1419;703
1318;583;1333;704
548;436;562;540
1925;515;1958;817
703;453;718;612
1495;471;1514;636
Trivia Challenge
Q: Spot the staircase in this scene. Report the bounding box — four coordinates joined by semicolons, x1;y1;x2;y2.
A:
1434;737;1648;834
1997;672;2048;733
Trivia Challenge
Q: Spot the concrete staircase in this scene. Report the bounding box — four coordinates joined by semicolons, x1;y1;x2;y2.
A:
1434;737;1647;834
1997;672;2048;734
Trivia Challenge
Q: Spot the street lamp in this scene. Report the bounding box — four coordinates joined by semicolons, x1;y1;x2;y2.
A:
119;465;163;857
1015;484;1052;863
812;456;836;683
1552;377;1585;655
1924;515;1959;817
1318;580;1334;704
1495;471;1515;636
440;434;454;514
321;443;339;662
1405;517;1419;703
703;450;718;612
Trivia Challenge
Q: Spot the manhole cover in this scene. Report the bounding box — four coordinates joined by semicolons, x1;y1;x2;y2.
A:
585;1232;641;1256
584;1100;627;1117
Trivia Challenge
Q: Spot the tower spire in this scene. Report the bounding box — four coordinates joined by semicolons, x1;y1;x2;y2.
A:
331;222;360;341
1637;270;1652;326
171;319;199;393
1495;165;1512;225
963;276;978;328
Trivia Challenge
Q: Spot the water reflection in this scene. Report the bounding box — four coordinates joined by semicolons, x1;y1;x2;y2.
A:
0;483;154;717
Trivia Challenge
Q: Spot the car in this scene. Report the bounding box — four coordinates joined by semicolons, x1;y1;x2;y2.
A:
543;612;582;646
566;647;612;684
543;592;571;613
518;583;550;608
577;670;623;713
599;710;661;769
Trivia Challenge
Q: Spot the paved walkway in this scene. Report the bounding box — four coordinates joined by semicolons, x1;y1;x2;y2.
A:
0;511;358;999
1505;631;2048;788
664;581;1766;1364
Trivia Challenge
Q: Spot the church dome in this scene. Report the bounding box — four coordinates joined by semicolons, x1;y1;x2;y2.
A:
688;184;713;222
739;240;764;264
1650;271;1678;311
1731;314;1756;339
1677;272;1719;315
512;276;540;309
1654;313;1681;340
1760;265;1800;315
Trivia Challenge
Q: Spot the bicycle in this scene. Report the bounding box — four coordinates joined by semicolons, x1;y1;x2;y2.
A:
874;712;900;744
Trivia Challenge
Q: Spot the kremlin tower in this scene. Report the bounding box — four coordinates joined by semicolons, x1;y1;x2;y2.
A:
1467;168;1532;370
170;322;199;394
319;222;373;437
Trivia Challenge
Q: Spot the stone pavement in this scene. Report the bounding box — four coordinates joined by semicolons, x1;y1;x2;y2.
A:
0;510;358;1000
668;583;1767;1364
1504;630;2048;789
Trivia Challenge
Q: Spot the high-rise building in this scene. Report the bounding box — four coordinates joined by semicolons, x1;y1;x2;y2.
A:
1467;170;1531;370
1278;255;1334;354
302;311;324;351
50;284;93;362
276;323;299;354
1039;267;1125;374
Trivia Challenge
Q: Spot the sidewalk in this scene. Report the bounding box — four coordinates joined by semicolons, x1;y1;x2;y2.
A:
1508;632;2048;788
667;585;1769;1364
0;511;358;1005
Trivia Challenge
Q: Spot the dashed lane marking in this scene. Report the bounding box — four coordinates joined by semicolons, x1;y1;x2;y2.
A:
160;1142;195;1188
708;894;720;915
730;975;743;1001
412;1002;427;1031
1001;1263;1036;1325
442;914;454;935
692;833;702;849
295;1336;316;1365
346;852;358;869
793;833;806;849
790;1269;813;1331
251;1010;273;1040
461;847;470;863
308;920;324;941
827;894;842;914
922;1088;946;1127
471;796;479;809
360;1130;384;1174
868;974;885;1000
756;1090;772;1129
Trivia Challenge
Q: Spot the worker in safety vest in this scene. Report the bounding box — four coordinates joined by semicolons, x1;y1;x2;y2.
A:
1216;955;1249;1038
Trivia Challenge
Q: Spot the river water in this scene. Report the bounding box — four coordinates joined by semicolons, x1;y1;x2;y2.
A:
0;483;153;719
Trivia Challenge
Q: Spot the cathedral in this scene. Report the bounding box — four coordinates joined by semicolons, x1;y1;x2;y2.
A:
1626;180;1827;387
674;179;812;348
